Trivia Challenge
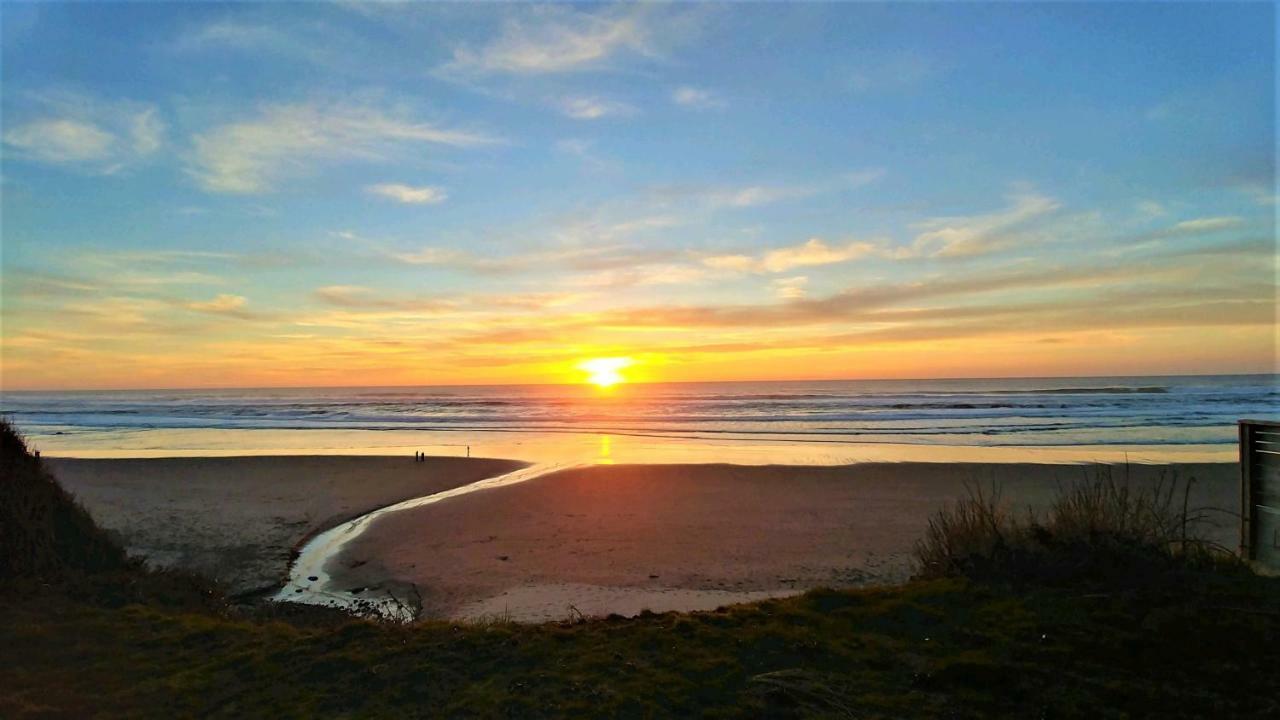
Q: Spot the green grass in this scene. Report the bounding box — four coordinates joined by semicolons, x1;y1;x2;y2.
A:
3;574;1278;718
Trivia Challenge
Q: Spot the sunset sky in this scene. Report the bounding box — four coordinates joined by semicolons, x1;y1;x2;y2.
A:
1;2;1275;390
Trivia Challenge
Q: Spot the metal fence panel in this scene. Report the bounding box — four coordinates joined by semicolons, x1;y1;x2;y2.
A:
1241;419;1280;572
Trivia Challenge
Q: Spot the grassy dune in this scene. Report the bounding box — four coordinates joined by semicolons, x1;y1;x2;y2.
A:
2;421;1277;718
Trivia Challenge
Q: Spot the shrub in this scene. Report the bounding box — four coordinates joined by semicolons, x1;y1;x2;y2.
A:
0;418;224;611
0;418;129;580
914;466;1240;586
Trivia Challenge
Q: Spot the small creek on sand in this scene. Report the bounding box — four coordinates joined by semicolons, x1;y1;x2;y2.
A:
274;462;581;621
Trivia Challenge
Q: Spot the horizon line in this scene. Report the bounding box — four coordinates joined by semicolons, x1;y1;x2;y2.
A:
2;370;1276;394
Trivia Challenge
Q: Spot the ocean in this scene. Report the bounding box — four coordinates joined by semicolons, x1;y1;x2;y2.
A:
3;375;1276;464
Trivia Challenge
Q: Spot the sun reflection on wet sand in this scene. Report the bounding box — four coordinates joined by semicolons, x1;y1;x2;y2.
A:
26;425;1237;464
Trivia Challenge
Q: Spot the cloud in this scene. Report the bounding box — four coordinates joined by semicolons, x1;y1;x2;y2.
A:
390;236;678;274
391;247;470;266
902;192;1061;258
1238;184;1278;207
671;86;725;109
188;102;499;193
173;21;299;53
569;264;709;289
170;18;385;76
556;95;636;119
703;238;879;273
771;276;809;300
760;238;879;272
1164;216;1243;235
184;294;257;319
441;6;653;75
708;185;813;209
844;168;886;187
367;183;448;204
555;138;618;173
605;241;1272;332
4;119;113;163
2;92;165;173
80;249;237;266
312;285;586;318
481;292;588;310
652;172;881;212
1136;200;1167;220
129;108;165;155
313;285;457;312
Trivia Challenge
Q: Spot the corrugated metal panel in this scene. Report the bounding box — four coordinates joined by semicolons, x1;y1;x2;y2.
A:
1241;419;1280;572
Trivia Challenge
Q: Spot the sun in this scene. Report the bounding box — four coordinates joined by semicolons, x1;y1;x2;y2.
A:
578;357;633;388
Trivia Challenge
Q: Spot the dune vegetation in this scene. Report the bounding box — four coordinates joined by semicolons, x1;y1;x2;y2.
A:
2;420;1277;718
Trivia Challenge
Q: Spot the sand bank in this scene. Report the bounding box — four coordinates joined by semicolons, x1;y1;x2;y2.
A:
49;456;527;595
330;462;1239;622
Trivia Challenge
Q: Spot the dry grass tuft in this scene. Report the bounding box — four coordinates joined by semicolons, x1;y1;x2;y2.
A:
914;466;1240;586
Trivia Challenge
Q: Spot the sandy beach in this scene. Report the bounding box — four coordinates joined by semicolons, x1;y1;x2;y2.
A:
328;462;1239;622
48;456;1239;619
49;456;527;595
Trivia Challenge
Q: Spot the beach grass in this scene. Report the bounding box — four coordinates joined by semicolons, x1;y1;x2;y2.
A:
913;467;1243;587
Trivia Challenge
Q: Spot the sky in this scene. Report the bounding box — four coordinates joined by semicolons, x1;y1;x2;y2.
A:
0;1;1275;390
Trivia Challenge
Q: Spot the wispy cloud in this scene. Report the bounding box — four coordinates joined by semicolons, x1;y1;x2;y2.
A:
4;119;113;164
184;294;258;319
901;192;1061;258
367;183;448;204
440;6;653;76
1136;200;1167;220
1163;216;1243;235
1237;184;1278;207
309;285;585;317
844;168;886;187
3;91;164;173
704;238;879;273
389;247;472;266
671;86;725;110
707;185;814;209
174;20;285;50
651;170;882;212
391;236;677;274
556;95;636;120
568;264;709;289
188;102;499;193
555;138;618;173
771;276;809;300
602;244;1273;333
314;285;457;312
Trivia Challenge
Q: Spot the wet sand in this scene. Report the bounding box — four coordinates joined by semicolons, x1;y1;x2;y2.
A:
331;462;1239;622
49;456;527;595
